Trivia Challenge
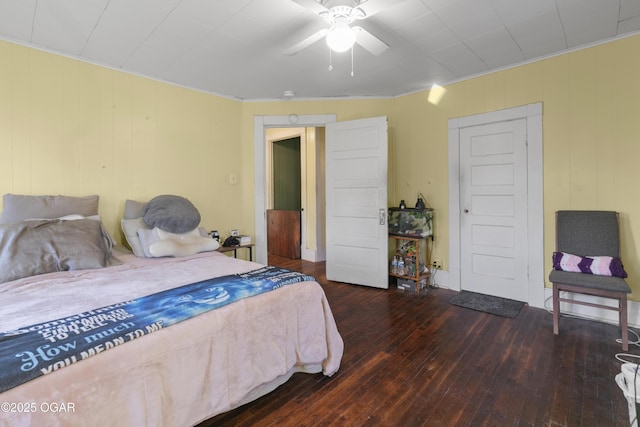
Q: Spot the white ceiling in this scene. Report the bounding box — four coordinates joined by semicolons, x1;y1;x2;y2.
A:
0;0;639;100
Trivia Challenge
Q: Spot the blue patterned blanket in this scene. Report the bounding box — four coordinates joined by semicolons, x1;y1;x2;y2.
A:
0;266;315;393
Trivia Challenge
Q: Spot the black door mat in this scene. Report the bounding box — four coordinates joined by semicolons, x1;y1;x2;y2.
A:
449;291;525;318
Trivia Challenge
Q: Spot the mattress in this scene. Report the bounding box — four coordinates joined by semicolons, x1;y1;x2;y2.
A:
0;251;344;426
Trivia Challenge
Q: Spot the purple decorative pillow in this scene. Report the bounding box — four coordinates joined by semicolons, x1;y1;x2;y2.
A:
552;252;628;278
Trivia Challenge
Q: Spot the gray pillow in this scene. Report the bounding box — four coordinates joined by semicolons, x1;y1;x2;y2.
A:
0;219;121;284
1;194;99;224
142;195;201;233
123;199;147;220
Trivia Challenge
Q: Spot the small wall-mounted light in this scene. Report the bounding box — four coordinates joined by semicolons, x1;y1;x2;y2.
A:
428;84;447;105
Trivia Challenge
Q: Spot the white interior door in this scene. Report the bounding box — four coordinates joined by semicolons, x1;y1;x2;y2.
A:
459;118;528;301
325;116;388;288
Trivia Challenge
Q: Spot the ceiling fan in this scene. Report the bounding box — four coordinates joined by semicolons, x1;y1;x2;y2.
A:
284;0;391;56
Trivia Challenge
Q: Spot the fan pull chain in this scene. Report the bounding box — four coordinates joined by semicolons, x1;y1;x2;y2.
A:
328;47;333;71
351;46;354;77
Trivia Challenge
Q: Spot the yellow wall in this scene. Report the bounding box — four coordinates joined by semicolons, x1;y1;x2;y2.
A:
1;33;639;297
390;35;640;297
0;39;244;244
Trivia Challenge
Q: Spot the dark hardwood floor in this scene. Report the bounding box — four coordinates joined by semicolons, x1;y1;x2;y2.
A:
202;256;633;426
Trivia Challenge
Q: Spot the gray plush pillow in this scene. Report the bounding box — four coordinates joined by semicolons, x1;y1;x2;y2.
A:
142;195;201;233
1;194;99;224
123;199;147;220
0;219;121;284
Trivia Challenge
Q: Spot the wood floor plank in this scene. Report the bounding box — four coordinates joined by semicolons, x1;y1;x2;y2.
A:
200;257;631;426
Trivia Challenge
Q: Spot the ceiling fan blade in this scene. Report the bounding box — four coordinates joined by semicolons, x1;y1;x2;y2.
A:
356;0;399;18
283;29;328;56
354;27;389;56
290;0;330;15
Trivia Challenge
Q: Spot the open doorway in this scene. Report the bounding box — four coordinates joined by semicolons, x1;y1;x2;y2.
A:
262;124;327;264
267;133;302;259
254;115;336;265
255;114;388;288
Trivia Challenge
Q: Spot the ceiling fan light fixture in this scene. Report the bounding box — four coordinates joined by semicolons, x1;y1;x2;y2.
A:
326;20;356;52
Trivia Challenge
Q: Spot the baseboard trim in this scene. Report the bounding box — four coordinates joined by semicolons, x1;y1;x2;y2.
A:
435;271;638;329
543;287;640;329
301;248;316;262
430;269;449;289
302;248;326;262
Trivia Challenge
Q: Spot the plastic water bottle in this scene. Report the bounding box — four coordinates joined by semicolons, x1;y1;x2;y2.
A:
398;257;405;276
391;256;398;275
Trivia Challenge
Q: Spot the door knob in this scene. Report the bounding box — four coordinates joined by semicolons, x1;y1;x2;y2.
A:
464;209;469;213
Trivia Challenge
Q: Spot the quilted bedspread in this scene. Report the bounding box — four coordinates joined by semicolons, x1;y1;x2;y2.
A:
0;251;343;426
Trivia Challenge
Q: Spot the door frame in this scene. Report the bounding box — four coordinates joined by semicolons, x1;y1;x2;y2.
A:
254;114;337;265
266;128;306;256
448;103;544;308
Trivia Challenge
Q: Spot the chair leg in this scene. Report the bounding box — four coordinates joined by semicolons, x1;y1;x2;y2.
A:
553;283;560;335
621;295;629;352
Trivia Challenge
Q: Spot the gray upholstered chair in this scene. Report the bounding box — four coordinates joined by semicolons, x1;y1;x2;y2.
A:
550;210;631;350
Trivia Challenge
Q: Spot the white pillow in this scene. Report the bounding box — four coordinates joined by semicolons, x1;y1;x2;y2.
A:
121;217;150;257
137;228;159;258
138;227;219;258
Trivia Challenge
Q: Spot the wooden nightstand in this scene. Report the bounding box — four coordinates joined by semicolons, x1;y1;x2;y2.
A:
217;243;255;261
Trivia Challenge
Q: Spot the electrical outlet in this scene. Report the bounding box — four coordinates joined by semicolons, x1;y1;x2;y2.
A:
431;260;442;270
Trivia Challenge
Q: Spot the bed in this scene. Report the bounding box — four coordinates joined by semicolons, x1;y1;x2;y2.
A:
0;195;344;426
